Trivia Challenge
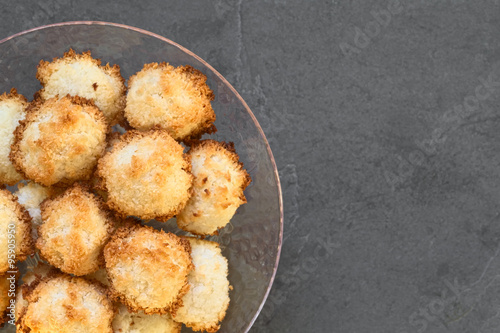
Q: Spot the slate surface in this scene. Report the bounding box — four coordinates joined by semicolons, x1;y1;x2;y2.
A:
1;1;500;332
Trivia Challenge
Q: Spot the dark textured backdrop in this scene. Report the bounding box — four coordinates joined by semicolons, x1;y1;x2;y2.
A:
1;1;500;332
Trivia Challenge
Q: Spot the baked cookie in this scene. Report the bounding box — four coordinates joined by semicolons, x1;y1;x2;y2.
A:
17;274;114;333
177;140;250;235
96;130;192;221
10;95;109;186
36;49;126;125
172;238;230;332
37;183;114;276
0;189;33;273
125;63;216;141
104;225;193;314
0;89;28;185
112;303;181;333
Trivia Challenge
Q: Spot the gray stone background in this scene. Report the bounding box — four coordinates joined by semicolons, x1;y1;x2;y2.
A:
1;0;500;332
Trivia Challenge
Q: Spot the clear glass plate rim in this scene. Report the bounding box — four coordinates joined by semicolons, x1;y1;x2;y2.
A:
0;20;284;332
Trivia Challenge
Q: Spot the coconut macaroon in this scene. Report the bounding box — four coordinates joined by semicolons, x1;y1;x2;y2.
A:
0;89;29;185
36;49;126;125
36;184;114;276
172;238;230;332
15;262;54;322
10;95;109;186
177;140;251;235
104;225;193;314
125;63;216;141
96;130;193;221
0;189;33;273
17;274;114;333
112;303;181;333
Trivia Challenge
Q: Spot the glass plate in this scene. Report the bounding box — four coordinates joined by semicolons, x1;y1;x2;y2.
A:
0;21;283;333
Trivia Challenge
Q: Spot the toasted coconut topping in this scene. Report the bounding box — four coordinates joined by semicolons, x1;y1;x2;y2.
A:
10;95;109;187
37;183;115;276
15;262;56;324
0;189;33;273
0;88;28;185
173;238;230;332
37;49;126;125
104;225;193;314
96;129;193;221
112;303;181;333
125;62;216;141
17;274;114;333
177;140;251;235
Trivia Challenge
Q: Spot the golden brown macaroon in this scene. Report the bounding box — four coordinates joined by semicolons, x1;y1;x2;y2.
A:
0;189;33;273
10;95;109;186
96;130;193;221
177;140;251;235
0;89;28;185
15;262;54;323
84;220;139;286
36;49;126;125
104;225;193;314
17;274;114;333
112;303;182;333
36;183;114;276
172;238;230;332
125;62;216;141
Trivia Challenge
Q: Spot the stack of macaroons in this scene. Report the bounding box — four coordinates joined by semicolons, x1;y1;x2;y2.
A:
0;49;251;332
